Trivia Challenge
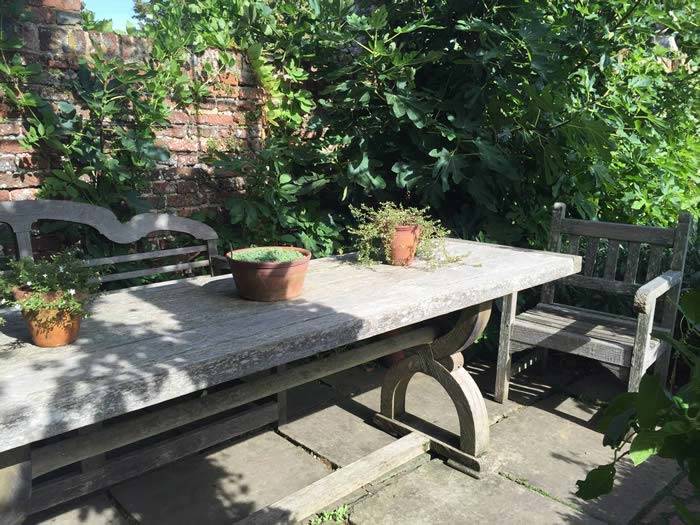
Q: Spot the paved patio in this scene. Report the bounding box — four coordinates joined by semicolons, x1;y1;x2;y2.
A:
27;353;690;524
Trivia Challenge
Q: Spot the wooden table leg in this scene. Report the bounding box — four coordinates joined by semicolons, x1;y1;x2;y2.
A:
0;446;31;525
375;302;492;476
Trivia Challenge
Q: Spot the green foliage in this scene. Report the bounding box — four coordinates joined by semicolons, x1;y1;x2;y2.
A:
81;9;117;33
227;246;304;263
348;201;449;264
213;138;343;255
576;287;700;524
139;0;699;255
1;251;99;315
1;4;171;217
36;55;171;214
308;504;349;525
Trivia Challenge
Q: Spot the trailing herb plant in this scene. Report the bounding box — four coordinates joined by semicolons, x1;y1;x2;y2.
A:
2;251;100;316
349;202;450;265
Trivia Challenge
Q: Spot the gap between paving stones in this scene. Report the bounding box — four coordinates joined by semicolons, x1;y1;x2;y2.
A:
274;428;341;471
497;471;585;514
629;470;688;524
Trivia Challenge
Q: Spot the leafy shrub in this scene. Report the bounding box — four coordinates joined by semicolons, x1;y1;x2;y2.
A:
137;0;698;254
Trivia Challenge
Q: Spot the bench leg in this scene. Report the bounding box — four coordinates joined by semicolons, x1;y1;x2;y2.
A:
0;446;31;525
377;303;492;472
629;311;654;392
495;293;517;404
276;364;288;426
654;343;672;388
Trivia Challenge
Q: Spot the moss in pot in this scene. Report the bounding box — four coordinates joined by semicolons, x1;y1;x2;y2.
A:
2;251;99;347
349;202;451;266
226;246;311;302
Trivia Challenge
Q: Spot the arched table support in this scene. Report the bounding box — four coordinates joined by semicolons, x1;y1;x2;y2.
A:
374;302;492;475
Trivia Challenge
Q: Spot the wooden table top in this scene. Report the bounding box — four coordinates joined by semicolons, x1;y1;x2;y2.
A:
0;239;580;453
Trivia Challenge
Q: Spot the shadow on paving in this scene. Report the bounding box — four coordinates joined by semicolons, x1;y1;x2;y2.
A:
0;272;376;523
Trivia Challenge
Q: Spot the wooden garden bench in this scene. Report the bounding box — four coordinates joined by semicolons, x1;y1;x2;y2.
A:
495;202;692;403
0;200;581;524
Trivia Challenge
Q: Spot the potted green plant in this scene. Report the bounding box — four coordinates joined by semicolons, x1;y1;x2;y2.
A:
349;202;451;266
2;251;99;347
226;246;311;302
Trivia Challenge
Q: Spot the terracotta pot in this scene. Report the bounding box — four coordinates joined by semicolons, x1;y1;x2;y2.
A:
12;288;83;347
226;246;311;302
389;225;422;266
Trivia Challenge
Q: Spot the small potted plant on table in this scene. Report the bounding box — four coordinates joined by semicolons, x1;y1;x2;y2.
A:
226;246;311;302
349;202;450;266
3;251;99;347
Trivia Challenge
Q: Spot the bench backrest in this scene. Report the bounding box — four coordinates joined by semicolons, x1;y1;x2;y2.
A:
0;200;220;284
541;202;692;304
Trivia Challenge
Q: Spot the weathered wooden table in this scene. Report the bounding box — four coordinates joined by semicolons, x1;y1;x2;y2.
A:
0;239;580;524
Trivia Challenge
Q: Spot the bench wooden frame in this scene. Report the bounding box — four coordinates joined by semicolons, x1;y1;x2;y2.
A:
495;202;693;402
0;200;221;282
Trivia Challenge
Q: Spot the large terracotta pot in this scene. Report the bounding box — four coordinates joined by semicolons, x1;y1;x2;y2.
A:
12;288;83;347
226;246;311;302
389;225;421;266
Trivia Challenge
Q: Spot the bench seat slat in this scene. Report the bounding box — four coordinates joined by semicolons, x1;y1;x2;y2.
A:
85;245;208;267
510;302;664;368
99;260;211;283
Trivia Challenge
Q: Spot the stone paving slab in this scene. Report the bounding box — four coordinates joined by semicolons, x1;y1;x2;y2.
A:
489;393;680;524
109;430;331;524
639;476;699;524
350;459;603;524
26;493;129;525
563;369;625;405
279;402;395;467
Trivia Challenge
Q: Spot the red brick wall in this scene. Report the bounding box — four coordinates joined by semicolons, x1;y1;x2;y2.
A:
0;0;265;216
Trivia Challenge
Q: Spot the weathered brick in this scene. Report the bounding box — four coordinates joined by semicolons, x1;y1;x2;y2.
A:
196;112;240;126
169;111;192;124
39;26;87;55
166;193;199;207
55;9;82;25
88;31;120;57
151;181;176;193
0;157;16;172
158;138;200;152
176;181;197;193
26;6;56;24
0;173;41;189
18;23;40;52
0;122;23;137
0;141;28;154
10;188;38;201
36;0;82;12
162;125;188;139
218;72;239;87
0;190;10;202
120;35;151;62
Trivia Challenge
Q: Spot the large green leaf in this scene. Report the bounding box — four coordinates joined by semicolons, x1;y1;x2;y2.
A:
576;464;616;500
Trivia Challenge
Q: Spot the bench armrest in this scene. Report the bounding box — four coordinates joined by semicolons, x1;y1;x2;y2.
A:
633;270;683;314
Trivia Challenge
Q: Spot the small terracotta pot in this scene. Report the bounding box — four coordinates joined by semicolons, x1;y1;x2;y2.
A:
12;288;83;347
389;225;422;266
226;246;311;302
